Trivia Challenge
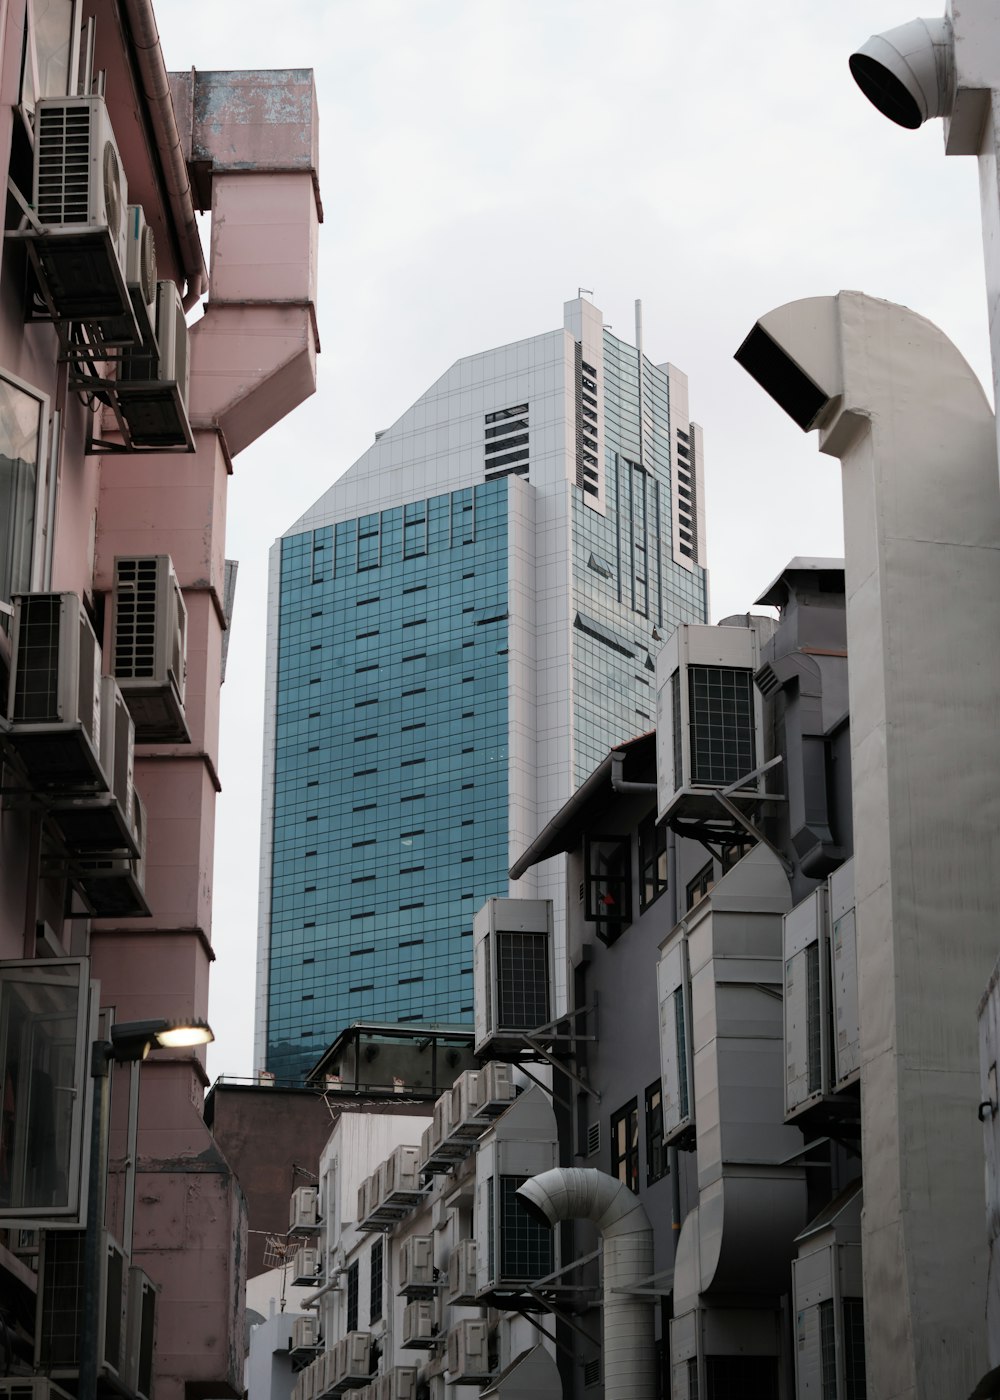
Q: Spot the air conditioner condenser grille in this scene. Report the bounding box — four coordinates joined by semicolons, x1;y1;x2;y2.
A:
36;105;92;225
496;931;549;1031
38;1231;85;1367
13;595;61;722
113;559;160;679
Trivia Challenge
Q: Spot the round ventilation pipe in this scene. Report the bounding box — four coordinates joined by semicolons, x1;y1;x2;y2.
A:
516;1168;656;1400
849;17;953;130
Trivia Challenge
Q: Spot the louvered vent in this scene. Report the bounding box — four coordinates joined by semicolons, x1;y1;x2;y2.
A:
36;105;92;225
12;595;61;722
139;224;156;305
113;559;159;680
586;1121;600;1157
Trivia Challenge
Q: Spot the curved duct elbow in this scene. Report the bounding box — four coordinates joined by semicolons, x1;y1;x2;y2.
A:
849;18;953;131
516;1168;656;1400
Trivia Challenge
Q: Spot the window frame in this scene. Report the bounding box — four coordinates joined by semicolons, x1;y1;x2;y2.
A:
686;859;715;911
583;834;632;945
610;1098;639;1194
638;810;668;911
345;1258;359;1332
644;1081;666;1186
0;367;50;614
369;1236;383;1324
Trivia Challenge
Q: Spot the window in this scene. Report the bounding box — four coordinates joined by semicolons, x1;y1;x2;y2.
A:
346;1259;359;1332
369;1237;383;1323
610;1100;639;1193
645;1082;666;1185
19;0;77;113
674;988;690;1121
0;371;48;609
0;958;89;1219
584;835;631;944
686;860;714;910
639;811;667;910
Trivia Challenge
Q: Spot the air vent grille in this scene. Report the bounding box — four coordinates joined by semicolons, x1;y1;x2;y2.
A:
139;224;156;305
13;595;61;722
586;1121;600;1157
113;559;160;679
36;105;92;225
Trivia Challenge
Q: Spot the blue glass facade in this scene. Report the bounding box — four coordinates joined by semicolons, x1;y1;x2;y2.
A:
571;332;708;784
267;480;510;1077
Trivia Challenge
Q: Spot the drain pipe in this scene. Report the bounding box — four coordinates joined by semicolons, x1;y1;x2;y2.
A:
122;0;207;308
610;751;657;795
517;1168;656;1400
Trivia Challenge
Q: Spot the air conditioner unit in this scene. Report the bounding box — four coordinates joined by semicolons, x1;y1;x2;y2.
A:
110;555;188;742
657;934;695;1147
116;279;194;450
446;1240;477;1306
0;1382;76;1400
291;1245;320;1286
449;1070;485;1139
446;1320;491;1383
51;676;138;856
784;886;832;1118
384;1144;421;1197
655;622;766;834
290;1185;320;1234
35;1229;126;1380
357;1175;370;1223
829;858;860;1090
72;788;149;918
7;593;105;792
482;1060;517;1111
124;204;157;344
474;1094;558;1298
401;1300;437;1349
291;1314;321;1350
31;95;133;327
305;1355;325;1400
334;1332;371;1389
418;1123;434;1172
473;898;553;1055
369;1162;386;1213
123;1265;157;1400
398;1235;436;1297
369;1371;417;1400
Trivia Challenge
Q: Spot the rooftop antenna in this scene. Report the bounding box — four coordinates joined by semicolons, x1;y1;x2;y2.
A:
578;287;594;299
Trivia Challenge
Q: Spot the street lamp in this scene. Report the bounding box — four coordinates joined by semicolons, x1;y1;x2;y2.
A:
79;1017;214;1400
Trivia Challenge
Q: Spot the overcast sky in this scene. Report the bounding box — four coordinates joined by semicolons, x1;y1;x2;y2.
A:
152;1;989;1080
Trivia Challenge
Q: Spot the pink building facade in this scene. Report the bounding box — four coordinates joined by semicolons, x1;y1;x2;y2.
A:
0;3;319;1397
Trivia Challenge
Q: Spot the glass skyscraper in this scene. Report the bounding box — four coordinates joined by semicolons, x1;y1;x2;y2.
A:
257;298;709;1078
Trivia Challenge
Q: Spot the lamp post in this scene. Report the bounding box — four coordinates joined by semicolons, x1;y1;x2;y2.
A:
78;1017;213;1400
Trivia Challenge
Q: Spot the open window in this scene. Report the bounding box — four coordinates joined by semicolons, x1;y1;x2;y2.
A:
584;835;631;944
1;370;50;616
0;958;91;1222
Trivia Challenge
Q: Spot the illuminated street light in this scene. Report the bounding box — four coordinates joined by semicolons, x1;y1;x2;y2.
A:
79;1017;214;1400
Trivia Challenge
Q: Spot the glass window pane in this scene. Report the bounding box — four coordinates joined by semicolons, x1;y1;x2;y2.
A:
0;958;87;1216
0;374;46;606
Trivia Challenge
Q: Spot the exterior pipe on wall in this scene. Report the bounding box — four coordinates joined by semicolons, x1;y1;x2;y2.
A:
516;1167;657;1400
121;0;207;308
